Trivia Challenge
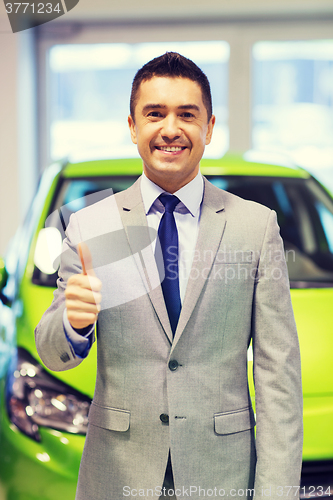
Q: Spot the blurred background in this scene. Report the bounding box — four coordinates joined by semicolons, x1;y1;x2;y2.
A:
1;0;333;255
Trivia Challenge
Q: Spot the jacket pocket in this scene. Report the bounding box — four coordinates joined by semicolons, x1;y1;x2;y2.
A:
214;250;253;265
88;402;130;432
214;406;255;435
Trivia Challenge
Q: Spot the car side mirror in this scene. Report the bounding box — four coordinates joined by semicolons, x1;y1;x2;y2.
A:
0;257;8;292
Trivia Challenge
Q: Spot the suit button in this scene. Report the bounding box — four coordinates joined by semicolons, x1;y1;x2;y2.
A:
160;413;169;424
168;360;179;371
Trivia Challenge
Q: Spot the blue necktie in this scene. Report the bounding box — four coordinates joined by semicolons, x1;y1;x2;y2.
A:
157;194;181;336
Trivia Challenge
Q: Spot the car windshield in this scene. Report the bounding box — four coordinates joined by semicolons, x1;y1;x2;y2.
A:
208;175;333;287
33;174;333;288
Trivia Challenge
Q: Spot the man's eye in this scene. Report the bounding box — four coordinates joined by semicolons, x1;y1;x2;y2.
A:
181;112;195;118
147;111;162;118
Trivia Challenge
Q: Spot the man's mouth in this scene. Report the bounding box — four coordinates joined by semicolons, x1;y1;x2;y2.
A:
155;146;187;152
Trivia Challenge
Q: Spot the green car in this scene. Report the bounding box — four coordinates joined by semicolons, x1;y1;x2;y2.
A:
0;154;332;500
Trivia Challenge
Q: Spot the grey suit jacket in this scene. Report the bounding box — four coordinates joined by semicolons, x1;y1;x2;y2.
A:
35;177;303;500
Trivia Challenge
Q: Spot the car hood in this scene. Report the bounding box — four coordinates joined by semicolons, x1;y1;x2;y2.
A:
18;281;97;398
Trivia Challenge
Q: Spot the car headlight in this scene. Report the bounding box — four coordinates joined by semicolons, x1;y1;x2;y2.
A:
6;347;91;442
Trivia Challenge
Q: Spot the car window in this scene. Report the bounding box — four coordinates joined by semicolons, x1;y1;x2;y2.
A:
208;175;333;286
33;173;333;288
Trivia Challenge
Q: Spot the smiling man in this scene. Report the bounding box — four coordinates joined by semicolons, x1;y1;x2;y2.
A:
36;52;303;500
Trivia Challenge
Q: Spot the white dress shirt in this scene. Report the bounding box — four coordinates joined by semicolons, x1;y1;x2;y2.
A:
141;171;203;302
64;171;204;356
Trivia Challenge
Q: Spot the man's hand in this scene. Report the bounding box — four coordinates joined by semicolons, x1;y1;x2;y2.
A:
65;242;102;330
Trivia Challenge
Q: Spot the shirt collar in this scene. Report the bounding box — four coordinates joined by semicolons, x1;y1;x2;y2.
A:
141;171;204;217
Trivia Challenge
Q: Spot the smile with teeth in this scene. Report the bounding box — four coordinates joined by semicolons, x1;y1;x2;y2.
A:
156;146;186;152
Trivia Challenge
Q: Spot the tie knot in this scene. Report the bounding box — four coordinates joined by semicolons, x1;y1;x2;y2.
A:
159;193;180;213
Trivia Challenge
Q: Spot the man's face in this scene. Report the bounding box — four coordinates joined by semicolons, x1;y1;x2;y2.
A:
128;76;215;193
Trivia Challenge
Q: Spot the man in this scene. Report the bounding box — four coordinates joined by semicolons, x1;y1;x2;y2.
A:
35;52;303;500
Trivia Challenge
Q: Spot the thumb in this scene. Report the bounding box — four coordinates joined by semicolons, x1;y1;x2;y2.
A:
78;242;96;278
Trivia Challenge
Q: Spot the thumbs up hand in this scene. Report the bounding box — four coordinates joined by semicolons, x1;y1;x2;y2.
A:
65;242;102;330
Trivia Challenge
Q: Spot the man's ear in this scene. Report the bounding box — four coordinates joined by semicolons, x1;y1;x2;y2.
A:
128;115;137;144
205;114;216;145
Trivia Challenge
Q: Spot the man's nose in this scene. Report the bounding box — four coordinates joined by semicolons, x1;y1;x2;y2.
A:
161;114;181;139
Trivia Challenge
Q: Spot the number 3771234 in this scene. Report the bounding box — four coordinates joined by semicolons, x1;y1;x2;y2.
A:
5;3;61;14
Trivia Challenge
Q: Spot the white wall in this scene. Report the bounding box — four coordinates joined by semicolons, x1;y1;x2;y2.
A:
0;14;38;255
0;16;19;255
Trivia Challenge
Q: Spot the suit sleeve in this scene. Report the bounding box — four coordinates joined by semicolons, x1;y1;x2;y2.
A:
35;212;95;371
252;210;303;498
63;309;94;357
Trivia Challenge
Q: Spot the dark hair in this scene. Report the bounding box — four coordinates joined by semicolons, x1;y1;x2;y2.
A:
130;52;213;122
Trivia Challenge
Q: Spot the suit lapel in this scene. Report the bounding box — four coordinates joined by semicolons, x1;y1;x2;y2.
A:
116;178;174;344
116;176;226;347
172;178;226;348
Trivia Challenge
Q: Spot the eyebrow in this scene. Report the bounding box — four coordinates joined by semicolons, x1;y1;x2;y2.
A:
142;104;200;113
